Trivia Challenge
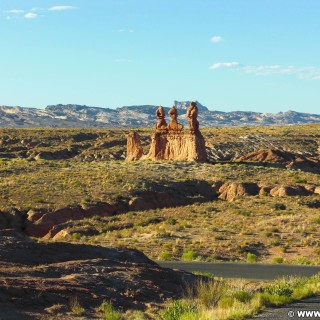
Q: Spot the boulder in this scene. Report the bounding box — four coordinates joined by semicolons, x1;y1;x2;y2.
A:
270;185;310;197
218;182;260;201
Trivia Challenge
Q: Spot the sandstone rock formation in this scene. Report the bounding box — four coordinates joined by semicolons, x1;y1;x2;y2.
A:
126;102;207;162
147;131;207;162
186;101;199;133
212;180;320;202
155;106;167;130
126;131;144;161
25;202;129;238
269;185;311;197
218;182;260;201
0;229;199;319
167;106;183;131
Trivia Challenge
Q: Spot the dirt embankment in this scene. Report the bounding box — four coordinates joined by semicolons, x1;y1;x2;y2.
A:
0;229;199;319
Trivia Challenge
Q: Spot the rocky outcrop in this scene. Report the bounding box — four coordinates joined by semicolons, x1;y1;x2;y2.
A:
126;131;144;161
25;180;216;238
214;181;319;201
218;182;260;201
0;229;199;319
237;149;295;164
146;131;207;162
25;203;127;238
236;149;320;173
270;185;311;197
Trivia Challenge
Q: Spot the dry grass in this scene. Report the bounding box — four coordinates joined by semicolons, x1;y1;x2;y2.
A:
0;125;319;264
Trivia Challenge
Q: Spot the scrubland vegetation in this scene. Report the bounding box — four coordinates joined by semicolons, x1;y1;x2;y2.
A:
158;274;320;320
1;124;320;318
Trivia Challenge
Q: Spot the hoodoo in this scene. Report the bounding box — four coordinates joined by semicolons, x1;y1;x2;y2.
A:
126;102;207;162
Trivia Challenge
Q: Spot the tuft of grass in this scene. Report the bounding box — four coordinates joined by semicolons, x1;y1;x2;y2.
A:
100;300;122;320
160;300;197;320
70;296;85;316
160;273;320;320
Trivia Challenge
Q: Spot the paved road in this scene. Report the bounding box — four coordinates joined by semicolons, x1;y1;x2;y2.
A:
253;295;320;319
156;261;320;280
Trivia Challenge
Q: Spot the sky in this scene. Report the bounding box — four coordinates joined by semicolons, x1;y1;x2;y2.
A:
1;0;320;114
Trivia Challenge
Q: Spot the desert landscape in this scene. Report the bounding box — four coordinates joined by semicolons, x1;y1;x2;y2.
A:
1;119;320;319
2;0;320;318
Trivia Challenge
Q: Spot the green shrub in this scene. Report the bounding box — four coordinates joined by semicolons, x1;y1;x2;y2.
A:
218;296;235;309
272;257;284;264
233;290;253;303
159;251;173;260
181;249;198;261
160;300;197;320
294;257;311;265
101;301;122;320
258;292;291;306
265;280;293;297
246;252;257;263
191;280;226;308
72;232;81;240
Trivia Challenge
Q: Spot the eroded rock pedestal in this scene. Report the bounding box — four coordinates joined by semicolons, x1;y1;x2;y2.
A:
147;131;207;162
126;131;144;161
126;102;207;162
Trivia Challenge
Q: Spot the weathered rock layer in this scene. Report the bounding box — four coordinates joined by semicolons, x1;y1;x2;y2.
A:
147;131;207;162
126;131;207;162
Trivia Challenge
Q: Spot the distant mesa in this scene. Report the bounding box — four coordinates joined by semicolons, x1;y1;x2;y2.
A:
1;102;320;128
126;102;207;162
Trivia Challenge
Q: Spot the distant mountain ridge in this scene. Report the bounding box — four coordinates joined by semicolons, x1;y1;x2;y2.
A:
0;102;319;128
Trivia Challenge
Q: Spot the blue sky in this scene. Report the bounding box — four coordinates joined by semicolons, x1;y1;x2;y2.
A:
1;0;319;113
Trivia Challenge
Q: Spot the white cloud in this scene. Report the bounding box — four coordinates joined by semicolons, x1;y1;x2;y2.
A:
210;36;223;43
4;5;77;20
210;62;240;69
209;62;320;80
24;12;38;19
8;9;24;14
49;6;76;11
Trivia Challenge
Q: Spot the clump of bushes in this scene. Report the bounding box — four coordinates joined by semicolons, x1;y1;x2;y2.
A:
246;252;257;263
181;249;199;261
